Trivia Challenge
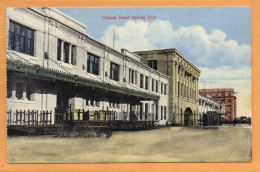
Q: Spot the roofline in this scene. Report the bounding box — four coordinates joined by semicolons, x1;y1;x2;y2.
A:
11;8;169;80
134;48;201;73
122;49;169;79
42;7;87;29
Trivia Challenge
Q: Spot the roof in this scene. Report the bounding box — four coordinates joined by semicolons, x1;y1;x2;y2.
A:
7;59;160;101
134;48;201;73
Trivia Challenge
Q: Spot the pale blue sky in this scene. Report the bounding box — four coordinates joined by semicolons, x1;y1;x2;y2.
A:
56;7;251;116
58;7;251;46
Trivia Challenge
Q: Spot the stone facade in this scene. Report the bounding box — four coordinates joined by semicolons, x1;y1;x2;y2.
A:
6;8;169;125
199;88;237;122
134;49;200;126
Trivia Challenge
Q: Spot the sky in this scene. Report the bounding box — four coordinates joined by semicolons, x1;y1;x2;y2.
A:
58;7;252;117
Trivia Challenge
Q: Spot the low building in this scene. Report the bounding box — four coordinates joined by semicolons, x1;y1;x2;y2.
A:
134;49;200;126
199;94;225;115
6;8;169;126
198;94;225;125
199;88;237;122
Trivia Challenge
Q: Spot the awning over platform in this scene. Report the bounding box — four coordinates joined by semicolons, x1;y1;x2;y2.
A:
7;59;159;101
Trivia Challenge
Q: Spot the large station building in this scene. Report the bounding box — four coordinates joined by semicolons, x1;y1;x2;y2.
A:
6;8;169;125
199;88;237;122
135;49;200;126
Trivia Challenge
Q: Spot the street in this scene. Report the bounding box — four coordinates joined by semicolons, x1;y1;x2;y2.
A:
7;124;251;163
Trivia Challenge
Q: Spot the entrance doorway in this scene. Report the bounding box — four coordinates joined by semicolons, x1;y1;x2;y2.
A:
184;107;193;126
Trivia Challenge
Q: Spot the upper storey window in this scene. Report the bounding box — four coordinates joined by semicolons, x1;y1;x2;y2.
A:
57;39;77;65
129;69;137;84
148;60;157;70
110;62;120;81
87;53;99;75
8;20;34;56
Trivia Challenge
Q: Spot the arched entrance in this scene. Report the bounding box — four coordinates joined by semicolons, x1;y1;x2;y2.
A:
184;107;193;126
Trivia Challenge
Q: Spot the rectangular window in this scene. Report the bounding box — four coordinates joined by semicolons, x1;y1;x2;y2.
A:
152;79;154;92
7;81;12;98
129;69;132;83
16;83;23;99
156;80;158;93
161;83;164;94
63;42;70;63
87;53;99;75
129;69;137;84
164;106;167;120
110;62;120;81
140;103;143;120
26;84;34;101
145;103;148;120
57;39;62;61
71;45;77;65
164;84;167;95
140;74;144;88
132;70;134;83
134;71;137;84
155;104;158;120
148;60;157;70
8;20;34;56
145;76;149;90
161;106;163;120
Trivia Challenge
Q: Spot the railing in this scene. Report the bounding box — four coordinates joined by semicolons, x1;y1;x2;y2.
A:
7;109;53;126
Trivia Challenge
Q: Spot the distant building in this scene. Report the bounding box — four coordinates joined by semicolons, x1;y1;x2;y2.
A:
199;89;237;122
198;94;225;124
134;49;200;126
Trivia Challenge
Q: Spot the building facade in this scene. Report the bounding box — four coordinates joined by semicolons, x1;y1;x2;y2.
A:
199;89;237;122
198;94;225;122
135;49;200;126
6;8;169;126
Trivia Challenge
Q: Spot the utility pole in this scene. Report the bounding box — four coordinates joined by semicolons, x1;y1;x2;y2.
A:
113;28;115;49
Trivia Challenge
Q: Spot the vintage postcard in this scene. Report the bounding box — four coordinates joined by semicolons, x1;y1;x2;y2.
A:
5;6;252;164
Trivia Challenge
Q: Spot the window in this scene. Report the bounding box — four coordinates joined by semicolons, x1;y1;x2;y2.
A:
129;69;132;83
156;80;158;93
152;79;154;92
161;83;164;94
132;70;135;83
57;39;77;65
110;62;120;81
161;106;163;120
87;53;99;75
71;45;77;65
140;74;144;88
16;83;23;99
134;71;137;84
26;84;34;101
7;80;12;98
8;20;34;56
140;103;143;120
164;84;167;95
148;60;157;70
57;39;62;61
129;69;137;84
63;42;70;63
155;105;158;120
145;103;148;120
145;76;149;90
164;106;167;120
